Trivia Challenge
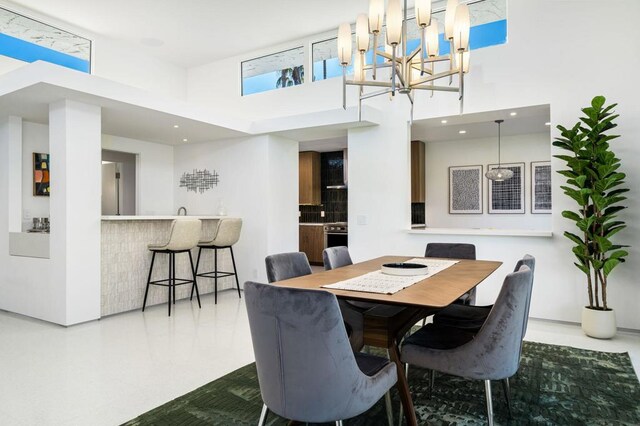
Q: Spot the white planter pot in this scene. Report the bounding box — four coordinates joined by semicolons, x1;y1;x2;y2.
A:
581;307;617;339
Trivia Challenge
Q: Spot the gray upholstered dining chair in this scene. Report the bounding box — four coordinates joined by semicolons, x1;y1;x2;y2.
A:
425;242;477;305
433;255;536;332
265;252;312;283
400;265;534;426
323;246;353;270
244;281;398;426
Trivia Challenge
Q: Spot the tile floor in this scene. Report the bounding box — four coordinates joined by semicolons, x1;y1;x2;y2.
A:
0;290;638;426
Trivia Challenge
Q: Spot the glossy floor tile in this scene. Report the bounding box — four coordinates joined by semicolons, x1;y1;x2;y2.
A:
0;290;638;425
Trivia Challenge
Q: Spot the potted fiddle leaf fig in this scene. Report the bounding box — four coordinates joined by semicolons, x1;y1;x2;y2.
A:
553;95;629;339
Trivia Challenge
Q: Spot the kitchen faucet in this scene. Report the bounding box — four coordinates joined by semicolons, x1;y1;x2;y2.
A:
177;206;187;216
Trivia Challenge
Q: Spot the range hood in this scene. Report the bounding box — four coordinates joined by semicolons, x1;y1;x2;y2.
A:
326;149;348;189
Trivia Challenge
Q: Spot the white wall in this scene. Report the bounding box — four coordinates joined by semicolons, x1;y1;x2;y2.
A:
173;135;299;285
21;121;49;231
187;0;640;330
101;134;174;215
425;132;551;230
0;1;187;100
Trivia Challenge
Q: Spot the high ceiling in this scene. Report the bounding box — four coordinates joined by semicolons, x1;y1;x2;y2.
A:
6;0;418;68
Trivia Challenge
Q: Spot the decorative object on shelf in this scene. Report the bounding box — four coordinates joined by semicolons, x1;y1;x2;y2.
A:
337;0;471;119
33;152;50;196
488;162;524;214
485;119;513;181
531;161;552;214
179;169;219;194
449;165;482;214
553;96;629;339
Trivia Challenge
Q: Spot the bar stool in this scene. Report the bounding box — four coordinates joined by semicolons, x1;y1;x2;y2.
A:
142;218;202;316
193;218;242;304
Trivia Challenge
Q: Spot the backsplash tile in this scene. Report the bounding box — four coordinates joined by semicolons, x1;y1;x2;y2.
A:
299;151;347;223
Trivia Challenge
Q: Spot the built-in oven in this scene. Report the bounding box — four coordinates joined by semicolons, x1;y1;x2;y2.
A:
324;222;348;249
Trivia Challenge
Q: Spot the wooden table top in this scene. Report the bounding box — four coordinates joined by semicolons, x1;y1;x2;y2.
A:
275;256;503;308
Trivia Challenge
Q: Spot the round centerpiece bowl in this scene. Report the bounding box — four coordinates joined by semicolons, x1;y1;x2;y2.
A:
381;262;428;276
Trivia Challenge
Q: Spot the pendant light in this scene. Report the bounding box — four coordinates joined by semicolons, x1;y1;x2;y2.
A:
485;120;514;181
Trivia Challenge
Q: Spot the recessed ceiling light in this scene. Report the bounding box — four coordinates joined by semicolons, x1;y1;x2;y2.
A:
459;130;466;134
173;124;179;128
441;119;448;124
510;112;517;116
545;122;551;126
182;138;188;142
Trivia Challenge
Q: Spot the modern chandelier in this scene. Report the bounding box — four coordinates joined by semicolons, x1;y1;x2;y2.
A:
337;0;472;118
485;119;514;181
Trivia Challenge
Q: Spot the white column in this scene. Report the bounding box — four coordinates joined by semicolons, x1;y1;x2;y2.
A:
49;99;102;325
6;116;22;232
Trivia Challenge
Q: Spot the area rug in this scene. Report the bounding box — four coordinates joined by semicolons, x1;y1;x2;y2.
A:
123;342;640;425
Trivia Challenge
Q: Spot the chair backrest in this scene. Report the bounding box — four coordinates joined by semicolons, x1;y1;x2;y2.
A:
469;265;534;380
425;243;476;260
210;218;242;247
165;219;202;251
244;281;374;422
265;252;312;283
513;254;536;334
322;246;353;271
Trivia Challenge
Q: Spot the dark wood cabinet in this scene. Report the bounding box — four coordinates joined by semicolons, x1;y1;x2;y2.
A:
299;151;321;205
299;225;324;265
411;140;426;203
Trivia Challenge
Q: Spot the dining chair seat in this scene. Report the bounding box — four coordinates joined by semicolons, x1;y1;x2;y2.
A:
402;323;476;350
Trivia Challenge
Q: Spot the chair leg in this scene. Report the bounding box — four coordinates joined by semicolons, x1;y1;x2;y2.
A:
501;377;513;418
335;422;343;426
191;247;202;300
229;246;242;298
258;403;269;426
398;363;409;426
168;253;172;316
385;390;394;426
214;248;218;304
428;369;435;399
484;380;494;426
142;252;156;312
188;250;201;309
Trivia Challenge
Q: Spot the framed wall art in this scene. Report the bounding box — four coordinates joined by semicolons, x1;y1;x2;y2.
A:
488;162;524;214
33;152;50;196
531;161;552;213
449;165;483;214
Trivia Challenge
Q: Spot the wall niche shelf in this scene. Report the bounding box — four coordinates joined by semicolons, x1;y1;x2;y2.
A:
408;227;553;238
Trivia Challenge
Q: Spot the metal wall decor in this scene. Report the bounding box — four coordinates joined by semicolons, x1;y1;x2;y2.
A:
179;169;219;194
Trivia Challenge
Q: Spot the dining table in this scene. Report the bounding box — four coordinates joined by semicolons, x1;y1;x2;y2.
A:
275;255;502;426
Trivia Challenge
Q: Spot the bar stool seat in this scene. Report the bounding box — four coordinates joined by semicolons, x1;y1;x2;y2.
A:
194;218;242;304
142;218;202;316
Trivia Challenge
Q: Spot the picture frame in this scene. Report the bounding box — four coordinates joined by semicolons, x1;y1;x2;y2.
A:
33;152;50;196
488;162;525;214
449;165;483;214
531;161;552;214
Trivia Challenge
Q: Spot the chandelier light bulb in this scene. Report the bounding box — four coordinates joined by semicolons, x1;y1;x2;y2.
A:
386;0;403;45
356;14;370;52
426;19;439;57
369;0;384;34
337;23;353;66
456;50;470;73
415;0;432;28
444;0;459;40
453;3;470;51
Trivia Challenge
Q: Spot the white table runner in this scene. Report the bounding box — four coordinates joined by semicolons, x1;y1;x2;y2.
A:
322;258;459;295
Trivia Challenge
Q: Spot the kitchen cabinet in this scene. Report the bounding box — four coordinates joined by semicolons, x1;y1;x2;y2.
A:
299;151;321;205
299;224;324;265
411;140;426;203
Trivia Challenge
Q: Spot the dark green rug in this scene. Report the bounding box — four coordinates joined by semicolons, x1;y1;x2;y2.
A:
124;342;640;425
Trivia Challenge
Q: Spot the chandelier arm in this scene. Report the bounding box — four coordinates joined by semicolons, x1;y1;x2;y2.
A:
346;80;392;88
406;47;421;63
421;26;426;75
459;53;465;114
342;66;347;110
372;32;378;81
449;39;454;85
360;88;393;100
424;54;456;63
363;62;393;71
402;0;408;81
409;62;432;76
391;45;397;95
410;85;459;92
411;69;459;86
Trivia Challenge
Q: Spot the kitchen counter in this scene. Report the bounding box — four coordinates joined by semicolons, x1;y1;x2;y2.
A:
299;222;324;226
102;215;225;221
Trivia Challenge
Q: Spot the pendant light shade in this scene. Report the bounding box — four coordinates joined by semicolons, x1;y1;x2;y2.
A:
337;23;353;66
485;119;513;181
386;0;403;45
453;3;470;51
426;19;439;57
356;14;370;52
444;0;459;40
353;53;364;82
456;50;470;72
369;0;384;34
415;0;432;28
